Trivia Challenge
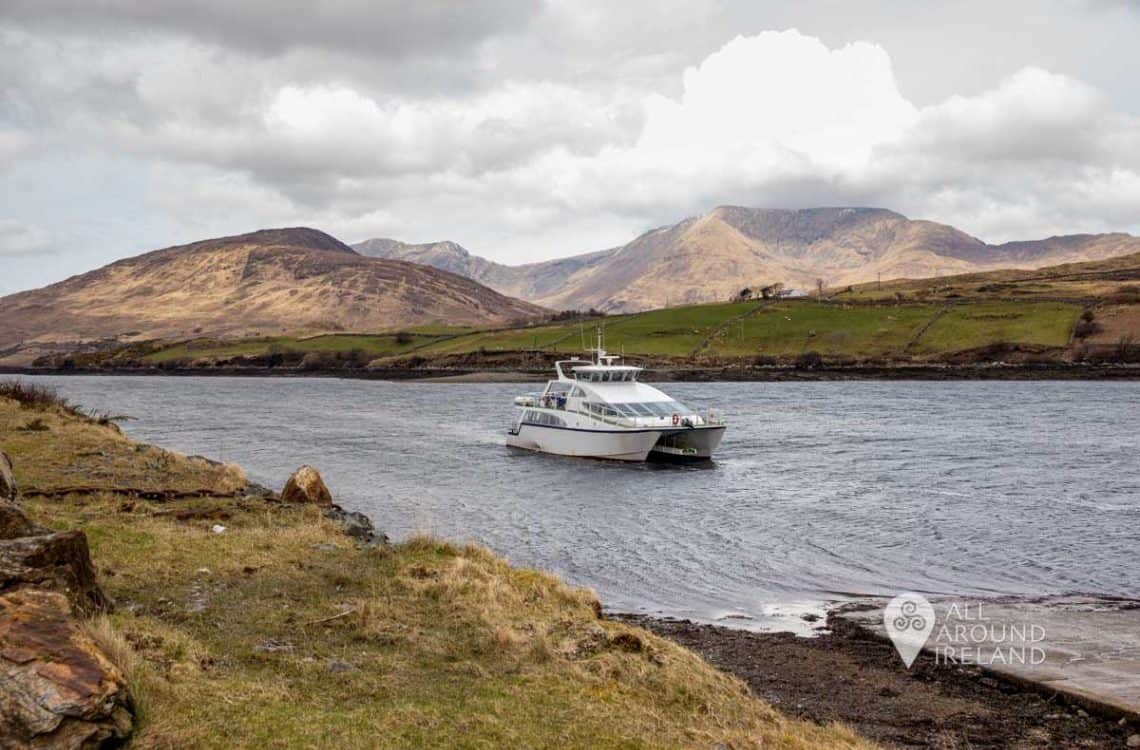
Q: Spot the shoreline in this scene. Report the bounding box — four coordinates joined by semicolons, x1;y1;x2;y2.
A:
4;362;1140;381
617;610;1138;748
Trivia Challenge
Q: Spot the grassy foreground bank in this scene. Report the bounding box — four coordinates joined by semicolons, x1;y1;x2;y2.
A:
0;387;869;749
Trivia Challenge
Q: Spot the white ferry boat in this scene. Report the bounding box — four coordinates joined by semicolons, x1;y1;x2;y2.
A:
506;333;726;462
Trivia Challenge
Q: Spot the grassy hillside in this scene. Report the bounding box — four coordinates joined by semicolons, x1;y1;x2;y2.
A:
42;297;1113;369
22;250;1140;371
843;250;1140;303
1;389;869;748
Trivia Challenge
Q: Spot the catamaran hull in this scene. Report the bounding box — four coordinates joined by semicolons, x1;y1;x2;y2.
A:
648;425;726;462
506;424;664;461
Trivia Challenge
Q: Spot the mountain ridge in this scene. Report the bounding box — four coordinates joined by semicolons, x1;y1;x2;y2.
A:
356;206;1140;312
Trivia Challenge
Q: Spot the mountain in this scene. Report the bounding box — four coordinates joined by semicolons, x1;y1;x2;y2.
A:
0;228;544;357
356;207;1140;312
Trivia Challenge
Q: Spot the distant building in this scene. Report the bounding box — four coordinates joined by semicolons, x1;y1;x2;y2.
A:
779;288;809;298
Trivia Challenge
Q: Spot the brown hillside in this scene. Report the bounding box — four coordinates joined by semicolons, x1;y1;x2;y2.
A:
0;228;545;356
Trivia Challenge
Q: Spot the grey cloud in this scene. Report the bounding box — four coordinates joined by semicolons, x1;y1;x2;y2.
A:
1;0;543;59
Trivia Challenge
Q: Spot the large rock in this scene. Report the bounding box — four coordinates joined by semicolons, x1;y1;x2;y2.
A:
0;532;110;616
0;452;15;502
0;503;45;541
0;588;132;748
324;508;388;547
280;465;333;506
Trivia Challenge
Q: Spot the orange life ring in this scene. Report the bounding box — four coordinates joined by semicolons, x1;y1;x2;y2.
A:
671;413;680;425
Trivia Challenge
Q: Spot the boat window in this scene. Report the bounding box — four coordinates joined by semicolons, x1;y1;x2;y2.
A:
524;410;565;427
587;402;620;418
546;382;571;394
626;403;655;417
634;401;694;417
570;386;585;398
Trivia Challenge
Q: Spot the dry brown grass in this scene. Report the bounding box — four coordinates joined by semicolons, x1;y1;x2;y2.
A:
0;398;246;495
4;399;874;749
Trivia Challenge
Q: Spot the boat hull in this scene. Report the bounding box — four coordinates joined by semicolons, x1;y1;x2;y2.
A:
506;423;664;461
648;425;726;463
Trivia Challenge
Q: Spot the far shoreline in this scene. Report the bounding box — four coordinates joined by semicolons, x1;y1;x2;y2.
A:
3;362;1140;382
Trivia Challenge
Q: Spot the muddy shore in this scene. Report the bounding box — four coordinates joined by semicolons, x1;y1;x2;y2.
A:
615;613;1136;749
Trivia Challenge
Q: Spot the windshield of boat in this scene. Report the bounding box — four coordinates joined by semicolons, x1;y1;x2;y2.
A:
573;369;639;382
584;400;695;419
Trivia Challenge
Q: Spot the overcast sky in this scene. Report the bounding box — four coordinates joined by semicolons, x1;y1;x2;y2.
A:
3;0;1140;294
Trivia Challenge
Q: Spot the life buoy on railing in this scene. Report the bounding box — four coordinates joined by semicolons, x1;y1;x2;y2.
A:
671;413;680;425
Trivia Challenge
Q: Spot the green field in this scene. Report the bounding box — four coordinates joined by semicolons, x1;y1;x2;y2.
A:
705;303;938;357
412;302;759;358
131;298;1090;367
910;302;1081;354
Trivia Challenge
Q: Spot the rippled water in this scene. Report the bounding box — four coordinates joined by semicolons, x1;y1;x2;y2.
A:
23;376;1140;629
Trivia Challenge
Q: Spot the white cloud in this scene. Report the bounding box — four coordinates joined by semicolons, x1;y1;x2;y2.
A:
4;8;1140;288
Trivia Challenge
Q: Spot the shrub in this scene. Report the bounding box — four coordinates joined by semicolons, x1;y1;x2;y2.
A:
300;351;335;371
794;351;823;369
548;308;607;322
1073;320;1101;338
1118;334;1138;362
19;417;50;432
394;331;414;345
339;348;371;368
0;380;74;411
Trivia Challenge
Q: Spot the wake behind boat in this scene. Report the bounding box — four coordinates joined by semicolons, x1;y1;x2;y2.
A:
506;331;726;462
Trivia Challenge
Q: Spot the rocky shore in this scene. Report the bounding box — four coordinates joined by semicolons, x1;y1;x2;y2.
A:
618;613;1139;749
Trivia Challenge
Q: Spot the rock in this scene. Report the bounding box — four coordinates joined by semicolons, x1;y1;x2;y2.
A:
281;466;333;506
324;508;388;547
0;452;15;502
327;659;354;673
0;531;111;616
0;501;47;540
1127;734;1140;748
240;482;276;500
210;524;226;534
0;588;133;747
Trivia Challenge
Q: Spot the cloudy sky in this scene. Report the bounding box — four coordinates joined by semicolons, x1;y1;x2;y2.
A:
2;0;1140;294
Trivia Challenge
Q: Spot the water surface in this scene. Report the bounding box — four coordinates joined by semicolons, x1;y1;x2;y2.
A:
25;376;1140;630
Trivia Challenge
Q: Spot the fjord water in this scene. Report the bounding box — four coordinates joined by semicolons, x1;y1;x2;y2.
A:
30;376;1140;629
